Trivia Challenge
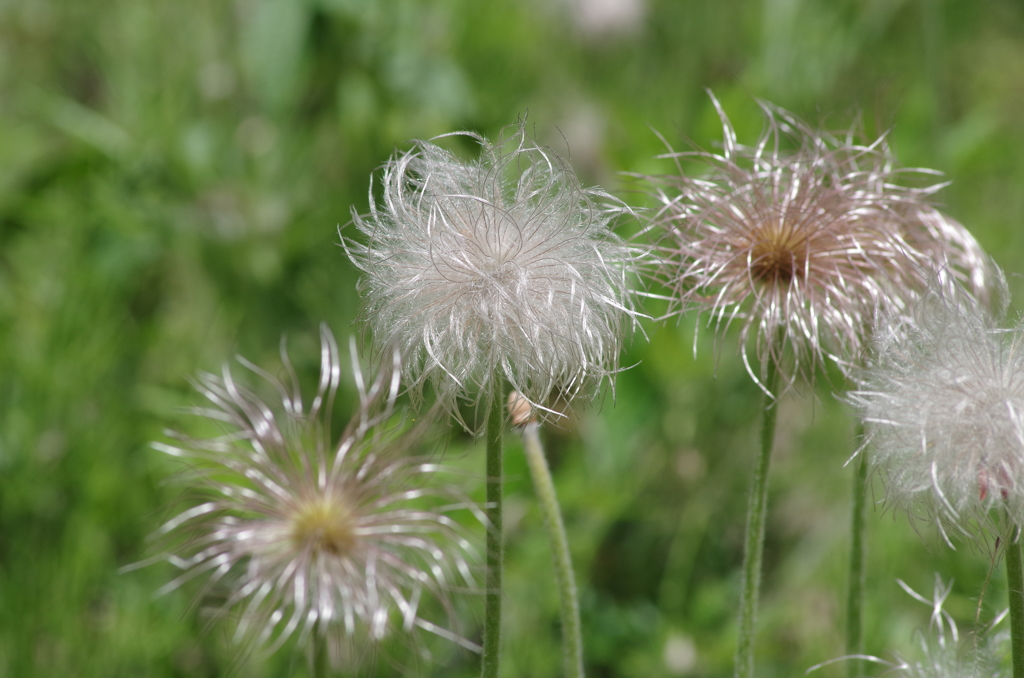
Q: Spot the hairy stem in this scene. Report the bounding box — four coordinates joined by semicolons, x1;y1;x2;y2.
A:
481;382;505;678
735;364;780;678
312;623;329;678
522;422;584;678
1005;519;1024;678
846;430;868;678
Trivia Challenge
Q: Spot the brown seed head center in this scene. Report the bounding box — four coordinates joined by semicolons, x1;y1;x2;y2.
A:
290;495;357;557
747;222;809;284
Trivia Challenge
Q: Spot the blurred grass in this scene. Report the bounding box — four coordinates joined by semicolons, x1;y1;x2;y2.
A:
2;0;1024;675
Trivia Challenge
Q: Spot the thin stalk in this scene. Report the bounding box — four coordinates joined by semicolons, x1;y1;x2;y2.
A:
735;364;780;678
312;623;329;678
845;428;868;678
1004;517;1024;678
481;381;505;678
521;422;584;678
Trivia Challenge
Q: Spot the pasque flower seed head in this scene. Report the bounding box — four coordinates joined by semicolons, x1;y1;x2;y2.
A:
149;327;479;665
345;123;642;427
849;275;1024;540
644;96;990;391
809;576;1007;677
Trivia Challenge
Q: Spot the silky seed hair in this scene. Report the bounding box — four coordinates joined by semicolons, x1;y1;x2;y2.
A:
147;326;480;667
809;576;1007;678
849;275;1024;543
642;95;990;392
344;122;643;429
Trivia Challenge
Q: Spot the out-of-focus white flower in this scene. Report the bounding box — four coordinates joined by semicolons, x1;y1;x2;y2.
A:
643;95;990;392
150;327;479;665
848;275;1024;539
345;123;642;427
562;0;647;38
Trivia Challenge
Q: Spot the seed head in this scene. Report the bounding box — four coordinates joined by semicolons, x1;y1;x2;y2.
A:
506;390;536;427
882;641;1006;678
809;576;1007;678
149;327;479;665
848;276;1024;540
644;96;990;391
344;123;642;427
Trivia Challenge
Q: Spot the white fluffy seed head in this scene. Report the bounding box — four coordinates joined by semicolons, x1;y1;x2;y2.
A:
884;577;1006;678
344;123;643;429
150;327;480;666
849;274;1024;540
810;576;1007;677
643;95;991;392
884;644;1006;678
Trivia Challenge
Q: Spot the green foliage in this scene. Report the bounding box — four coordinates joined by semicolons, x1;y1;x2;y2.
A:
2;0;1024;675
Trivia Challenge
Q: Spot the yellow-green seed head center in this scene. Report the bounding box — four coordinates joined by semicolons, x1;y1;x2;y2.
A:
290;496;357;557
747;222;808;284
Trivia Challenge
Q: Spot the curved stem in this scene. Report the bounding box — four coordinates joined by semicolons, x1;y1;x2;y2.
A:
481;382;505;678
735;364;780;678
522;422;584;678
845;430;868;678
1005;518;1024;678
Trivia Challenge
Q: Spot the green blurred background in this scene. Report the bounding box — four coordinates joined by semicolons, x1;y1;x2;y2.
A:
2;0;1023;675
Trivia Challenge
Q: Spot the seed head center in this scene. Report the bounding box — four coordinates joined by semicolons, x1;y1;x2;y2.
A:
747;222;808;284
290;495;357;557
472;255;520;292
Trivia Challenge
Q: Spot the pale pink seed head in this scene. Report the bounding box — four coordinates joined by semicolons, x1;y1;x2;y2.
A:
643;96;990;392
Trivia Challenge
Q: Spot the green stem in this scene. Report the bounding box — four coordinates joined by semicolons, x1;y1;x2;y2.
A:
522;422;584;678
481;382;505;678
845;430;868;678
735;365;780;678
312;623;329;678
1005;519;1024;678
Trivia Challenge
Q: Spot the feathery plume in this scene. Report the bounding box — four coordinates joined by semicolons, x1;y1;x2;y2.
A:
149;327;479;666
808;576;1008;678
848;274;1024;539
643;95;990;390
344;122;642;427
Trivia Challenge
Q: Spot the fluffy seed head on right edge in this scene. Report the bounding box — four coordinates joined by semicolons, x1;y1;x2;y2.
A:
848;272;1024;540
